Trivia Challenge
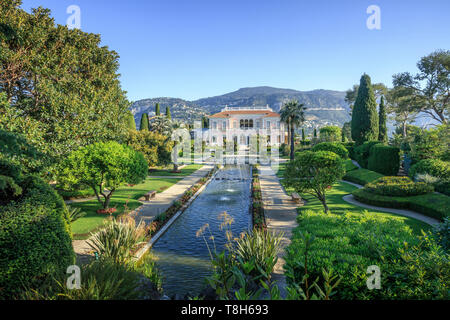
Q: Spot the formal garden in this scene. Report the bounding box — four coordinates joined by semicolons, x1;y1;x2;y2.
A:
0;1;449;301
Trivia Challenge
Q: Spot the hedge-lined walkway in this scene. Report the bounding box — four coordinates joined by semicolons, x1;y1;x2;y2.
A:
258;164;301;297
341;180;440;226
133;165;213;225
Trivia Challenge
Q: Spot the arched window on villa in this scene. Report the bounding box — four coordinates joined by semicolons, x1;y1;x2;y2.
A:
244;119;249;129
249;119;253;128
240;119;244;129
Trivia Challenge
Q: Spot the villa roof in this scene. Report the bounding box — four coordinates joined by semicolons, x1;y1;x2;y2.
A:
208;110;280;118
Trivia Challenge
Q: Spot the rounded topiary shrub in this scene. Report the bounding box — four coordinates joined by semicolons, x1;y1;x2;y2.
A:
409;159;450;181
367;144;400;176
311;142;349;159
364;176;434;197
354;141;381;168
0;173;74;299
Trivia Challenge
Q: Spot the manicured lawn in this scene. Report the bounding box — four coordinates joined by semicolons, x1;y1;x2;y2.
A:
343;168;384;186
70;177;181;239
353;188;450;221
148;164;203;176
298;181;431;233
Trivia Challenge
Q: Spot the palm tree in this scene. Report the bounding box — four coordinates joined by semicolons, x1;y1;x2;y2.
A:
280;100;306;160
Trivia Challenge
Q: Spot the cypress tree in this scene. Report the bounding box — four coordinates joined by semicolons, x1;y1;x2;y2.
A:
302;128;305;141
378;96;388;143
155;103;160;116
166;106;172;120
126;111;136;130
313;128;317;139
140;113;149;131
351;74;379;145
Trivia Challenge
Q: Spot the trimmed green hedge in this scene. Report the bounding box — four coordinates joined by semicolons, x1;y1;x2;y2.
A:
354;141;381;168
352;188;449;221
311;142;349;159
365;176;433;197
368;144;400;175
409;158;450;181
343;168;384;186
0;175;74;299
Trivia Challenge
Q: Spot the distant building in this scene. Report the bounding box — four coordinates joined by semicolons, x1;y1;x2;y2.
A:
204;106;287;147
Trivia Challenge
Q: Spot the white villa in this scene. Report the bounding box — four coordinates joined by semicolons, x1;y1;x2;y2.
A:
204;106;287;147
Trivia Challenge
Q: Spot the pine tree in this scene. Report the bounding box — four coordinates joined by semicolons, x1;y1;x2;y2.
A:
165;106;172;120
302;128;305;141
351;74;379;145
139;113;149;131
126;111;136;130
155;103;160;116
378;96;388;143
313;128;317;139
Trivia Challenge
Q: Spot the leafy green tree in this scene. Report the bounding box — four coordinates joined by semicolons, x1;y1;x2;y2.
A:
351;74;379;145
280;100;306;160
378;96;388;143
58;142;147;209
314;128;317;139
126;111;136;130
392;50;449;124
139;113;149;131
0;3;130;174
155;103;161;116
284;151;345;213
165;106;172;120
302;128;306;141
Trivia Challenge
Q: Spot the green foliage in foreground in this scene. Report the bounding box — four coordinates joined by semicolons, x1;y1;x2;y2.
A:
343;168;384;186
70;177;180;238
352;188;450;221
365;176;434;197
285;209;449;299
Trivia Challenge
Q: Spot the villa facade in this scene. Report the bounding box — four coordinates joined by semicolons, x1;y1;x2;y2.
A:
205;106;287;147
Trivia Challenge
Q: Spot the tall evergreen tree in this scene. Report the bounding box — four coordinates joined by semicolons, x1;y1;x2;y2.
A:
140;113;149;131
351;74;379;145
126;111;136;130
378;96;388;143
155;103;160;116
313;128;317;139
165;106;172;120
302;128;305;141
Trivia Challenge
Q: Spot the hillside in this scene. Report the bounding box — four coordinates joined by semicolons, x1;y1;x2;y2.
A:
130;86;351;130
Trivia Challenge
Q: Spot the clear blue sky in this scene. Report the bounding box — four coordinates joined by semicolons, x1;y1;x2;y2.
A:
20;0;450;102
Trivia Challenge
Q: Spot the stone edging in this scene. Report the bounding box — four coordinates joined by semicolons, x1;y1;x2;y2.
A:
134;167;219;261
